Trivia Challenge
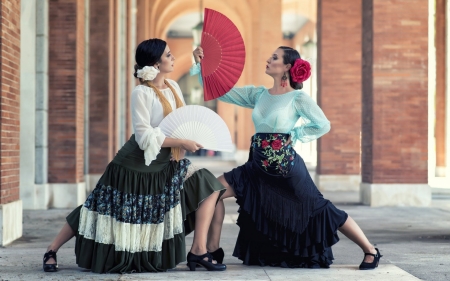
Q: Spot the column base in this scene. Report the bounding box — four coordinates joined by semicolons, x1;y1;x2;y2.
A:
0;200;23;246
360;183;431;207
435;166;446;177
21;184;51;210
49;182;86;208
85;174;102;193
315;174;361;191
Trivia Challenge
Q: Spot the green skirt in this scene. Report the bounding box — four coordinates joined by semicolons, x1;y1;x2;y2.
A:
66;135;225;273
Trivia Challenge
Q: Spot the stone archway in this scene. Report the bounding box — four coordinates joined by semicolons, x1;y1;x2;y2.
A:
151;0;248;40
144;0;285;152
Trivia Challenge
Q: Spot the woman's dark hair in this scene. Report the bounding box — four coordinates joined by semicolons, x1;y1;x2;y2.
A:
279;46;303;90
133;38;167;78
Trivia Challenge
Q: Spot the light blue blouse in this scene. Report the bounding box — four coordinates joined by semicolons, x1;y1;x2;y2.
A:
190;64;330;144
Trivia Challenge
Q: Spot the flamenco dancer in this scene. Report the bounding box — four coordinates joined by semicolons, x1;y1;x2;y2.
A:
191;46;382;270
41;38;227;273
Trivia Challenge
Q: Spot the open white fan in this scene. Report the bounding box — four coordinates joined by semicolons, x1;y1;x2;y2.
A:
158;105;233;152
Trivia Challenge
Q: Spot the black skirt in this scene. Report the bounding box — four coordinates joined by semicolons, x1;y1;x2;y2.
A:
66;135;225;273
224;133;348;268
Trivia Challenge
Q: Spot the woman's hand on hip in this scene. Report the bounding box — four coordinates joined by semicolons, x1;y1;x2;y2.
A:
193;47;204;64
285;136;292;146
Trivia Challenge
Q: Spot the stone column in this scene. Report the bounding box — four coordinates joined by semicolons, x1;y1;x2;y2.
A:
48;0;86;208
360;0;431;206
0;0;22;246
19;0;50;210
35;0;50;203
316;0;362;191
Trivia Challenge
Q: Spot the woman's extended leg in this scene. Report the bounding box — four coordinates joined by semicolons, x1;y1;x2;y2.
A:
189;191;221;256
207;200;225;251
338;216;377;262
206;175;236;252
44;222;76;265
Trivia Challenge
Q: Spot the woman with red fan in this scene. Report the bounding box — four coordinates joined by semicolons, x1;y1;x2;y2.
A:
41;39;227;273
192;46;382;270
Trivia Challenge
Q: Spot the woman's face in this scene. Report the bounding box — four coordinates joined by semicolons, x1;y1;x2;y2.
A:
156;45;175;73
265;48;290;77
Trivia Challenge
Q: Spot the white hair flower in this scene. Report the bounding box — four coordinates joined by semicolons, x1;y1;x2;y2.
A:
136;66;160;81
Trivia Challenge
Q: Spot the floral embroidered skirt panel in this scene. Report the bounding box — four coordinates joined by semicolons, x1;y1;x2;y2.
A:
66;135;225;273
224;133;348;268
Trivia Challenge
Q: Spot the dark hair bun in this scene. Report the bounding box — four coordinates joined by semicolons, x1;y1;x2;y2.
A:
134;38;166;78
294;82;303;90
134;64;141;78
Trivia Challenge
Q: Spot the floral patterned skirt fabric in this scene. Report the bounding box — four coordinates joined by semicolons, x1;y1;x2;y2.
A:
66;135;225;273
251;133;296;176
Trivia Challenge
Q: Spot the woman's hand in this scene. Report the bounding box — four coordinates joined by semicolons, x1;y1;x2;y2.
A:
285;136;292;146
193;47;204;64
180;139;203;153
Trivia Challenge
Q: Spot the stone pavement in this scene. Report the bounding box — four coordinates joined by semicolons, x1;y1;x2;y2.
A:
1;158;449;281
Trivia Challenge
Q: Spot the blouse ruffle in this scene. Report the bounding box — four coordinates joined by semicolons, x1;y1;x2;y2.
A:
131;81;185;165
189;64;330;145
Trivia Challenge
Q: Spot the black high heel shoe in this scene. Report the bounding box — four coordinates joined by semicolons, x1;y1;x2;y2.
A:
43;250;58;272
187;252;226;271
210;248;225;264
359;248;382;270
186;248;225;268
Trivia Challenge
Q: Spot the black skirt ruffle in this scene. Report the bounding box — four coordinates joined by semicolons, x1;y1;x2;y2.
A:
66;135;225;273
224;133;348;268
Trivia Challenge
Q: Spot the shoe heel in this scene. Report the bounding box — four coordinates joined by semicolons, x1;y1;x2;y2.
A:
188;262;197;271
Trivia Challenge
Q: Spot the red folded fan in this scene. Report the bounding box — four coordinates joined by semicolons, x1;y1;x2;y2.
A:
201;8;246;101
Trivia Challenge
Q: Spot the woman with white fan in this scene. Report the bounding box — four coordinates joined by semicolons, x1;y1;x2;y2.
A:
192;46;382;270
41;38;228;273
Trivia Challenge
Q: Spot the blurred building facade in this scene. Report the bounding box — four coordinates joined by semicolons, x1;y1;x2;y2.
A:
0;0;448;245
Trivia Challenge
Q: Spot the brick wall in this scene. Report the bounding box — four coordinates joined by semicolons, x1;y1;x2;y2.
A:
435;0;446;169
48;0;85;183
126;0;136;138
362;0;428;184
0;0;20;204
88;0;114;174
316;0;362;175
136;0;151;44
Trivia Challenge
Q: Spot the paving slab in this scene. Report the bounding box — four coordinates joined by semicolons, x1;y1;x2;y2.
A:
1;159;449;281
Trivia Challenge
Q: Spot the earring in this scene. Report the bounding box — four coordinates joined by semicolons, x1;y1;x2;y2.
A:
281;72;288;87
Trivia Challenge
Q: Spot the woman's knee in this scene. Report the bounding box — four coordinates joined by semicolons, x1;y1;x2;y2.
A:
217;175;236;199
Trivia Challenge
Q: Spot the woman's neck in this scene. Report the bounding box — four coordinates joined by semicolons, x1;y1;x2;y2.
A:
150;74;167;89
269;78;295;95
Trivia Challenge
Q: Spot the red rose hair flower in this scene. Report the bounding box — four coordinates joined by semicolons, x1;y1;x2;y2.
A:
290;59;311;83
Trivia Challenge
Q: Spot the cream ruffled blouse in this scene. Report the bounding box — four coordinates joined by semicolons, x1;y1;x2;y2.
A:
130;79;186;165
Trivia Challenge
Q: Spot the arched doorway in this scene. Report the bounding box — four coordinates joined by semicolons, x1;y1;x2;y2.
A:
177;72;217;112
